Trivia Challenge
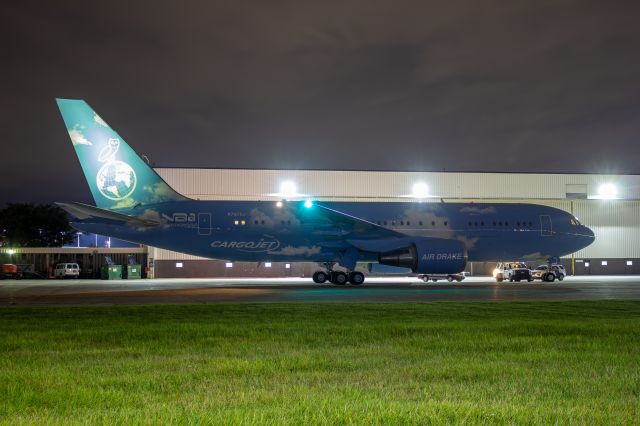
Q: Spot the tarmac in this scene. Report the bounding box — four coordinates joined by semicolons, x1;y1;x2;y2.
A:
1;276;640;305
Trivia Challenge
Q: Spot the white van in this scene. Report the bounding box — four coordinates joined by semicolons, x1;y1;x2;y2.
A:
54;263;80;279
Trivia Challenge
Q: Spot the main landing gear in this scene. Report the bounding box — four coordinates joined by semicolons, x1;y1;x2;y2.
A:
312;269;365;285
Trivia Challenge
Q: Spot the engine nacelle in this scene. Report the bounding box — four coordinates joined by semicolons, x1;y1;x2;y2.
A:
378;238;467;274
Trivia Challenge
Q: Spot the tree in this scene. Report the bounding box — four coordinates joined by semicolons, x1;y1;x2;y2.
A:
0;203;75;247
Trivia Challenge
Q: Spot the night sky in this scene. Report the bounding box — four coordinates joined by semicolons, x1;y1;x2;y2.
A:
1;0;639;205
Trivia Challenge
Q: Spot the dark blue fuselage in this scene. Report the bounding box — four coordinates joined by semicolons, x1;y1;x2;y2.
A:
71;200;595;263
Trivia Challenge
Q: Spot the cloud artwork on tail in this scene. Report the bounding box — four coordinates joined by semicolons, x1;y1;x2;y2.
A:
68;125;92;146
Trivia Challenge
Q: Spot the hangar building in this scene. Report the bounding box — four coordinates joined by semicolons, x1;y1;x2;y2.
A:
147;168;640;278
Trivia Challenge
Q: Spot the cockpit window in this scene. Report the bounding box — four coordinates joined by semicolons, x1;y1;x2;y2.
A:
570;217;582;226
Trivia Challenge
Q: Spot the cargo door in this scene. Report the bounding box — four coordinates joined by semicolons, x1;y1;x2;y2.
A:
540;215;552;237
198;212;212;236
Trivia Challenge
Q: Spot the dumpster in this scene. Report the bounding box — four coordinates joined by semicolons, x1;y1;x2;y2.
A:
101;265;122;280
126;264;141;279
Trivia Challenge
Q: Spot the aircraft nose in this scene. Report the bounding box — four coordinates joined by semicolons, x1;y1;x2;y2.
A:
582;225;596;243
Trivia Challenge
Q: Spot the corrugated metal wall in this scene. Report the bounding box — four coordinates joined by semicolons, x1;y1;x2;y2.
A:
573;200;640;258
151;169;640;261
156;168;640;200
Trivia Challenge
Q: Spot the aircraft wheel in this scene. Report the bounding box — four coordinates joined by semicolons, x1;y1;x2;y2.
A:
349;271;365;285
558;275;564;281
422;276;430;282
312;271;328;283
331;271;347;285
546;273;555;282
447;276;453;282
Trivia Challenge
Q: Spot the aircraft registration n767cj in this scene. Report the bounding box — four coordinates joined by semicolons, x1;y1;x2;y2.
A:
56;99;595;285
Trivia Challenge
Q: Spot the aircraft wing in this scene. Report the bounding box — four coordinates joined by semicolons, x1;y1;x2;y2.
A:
309;203;406;239
56;202;161;227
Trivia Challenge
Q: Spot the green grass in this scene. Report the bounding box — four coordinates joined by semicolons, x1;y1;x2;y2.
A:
1;301;639;425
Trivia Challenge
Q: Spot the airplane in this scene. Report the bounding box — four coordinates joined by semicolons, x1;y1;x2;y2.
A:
55;99;595;285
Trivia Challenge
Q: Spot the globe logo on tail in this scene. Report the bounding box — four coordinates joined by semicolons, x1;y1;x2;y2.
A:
95;138;137;201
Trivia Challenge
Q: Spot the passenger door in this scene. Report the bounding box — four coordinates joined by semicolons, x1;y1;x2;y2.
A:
540;215;552;236
198;212;212;236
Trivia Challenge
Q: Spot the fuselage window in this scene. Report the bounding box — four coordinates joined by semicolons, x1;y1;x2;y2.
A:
400;221;404;226
431;221;435;226
407;221;411;226
505;221;509;226
419;221;423;226
261;220;265;225
444;221;448;226
384;221;387;226
474;221;478;226
498;221;502;226
254;220;258;225
281;220;285;225
481;221;484;226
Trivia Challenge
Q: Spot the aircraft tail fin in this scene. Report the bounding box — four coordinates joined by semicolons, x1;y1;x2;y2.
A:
56;99;187;210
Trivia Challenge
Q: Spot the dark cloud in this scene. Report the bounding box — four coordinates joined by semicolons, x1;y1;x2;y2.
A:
1;0;639;204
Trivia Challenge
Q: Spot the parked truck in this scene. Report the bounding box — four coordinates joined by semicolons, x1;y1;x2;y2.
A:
0;264;22;280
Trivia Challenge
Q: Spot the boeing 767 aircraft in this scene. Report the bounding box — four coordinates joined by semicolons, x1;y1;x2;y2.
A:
56;99;595;285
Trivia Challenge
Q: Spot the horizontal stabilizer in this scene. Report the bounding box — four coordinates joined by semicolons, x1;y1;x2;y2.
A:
56;202;160;227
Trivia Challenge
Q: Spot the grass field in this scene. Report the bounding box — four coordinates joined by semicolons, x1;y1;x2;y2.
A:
1;301;639;425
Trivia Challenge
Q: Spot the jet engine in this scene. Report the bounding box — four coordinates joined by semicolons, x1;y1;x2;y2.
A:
378;238;467;274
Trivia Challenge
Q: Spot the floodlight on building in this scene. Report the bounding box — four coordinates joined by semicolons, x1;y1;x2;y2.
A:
304;199;313;208
598;183;618;199
175;262;183;268
280;181;297;199
264;262;272;268
276;201;283;208
285;263;291;269
225;262;233;268
412;182;429;199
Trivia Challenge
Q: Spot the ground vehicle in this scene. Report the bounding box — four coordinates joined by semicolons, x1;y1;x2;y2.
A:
419;273;466;282
0;264;22;280
493;262;532;282
532;264;565;282
54;263;81;279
